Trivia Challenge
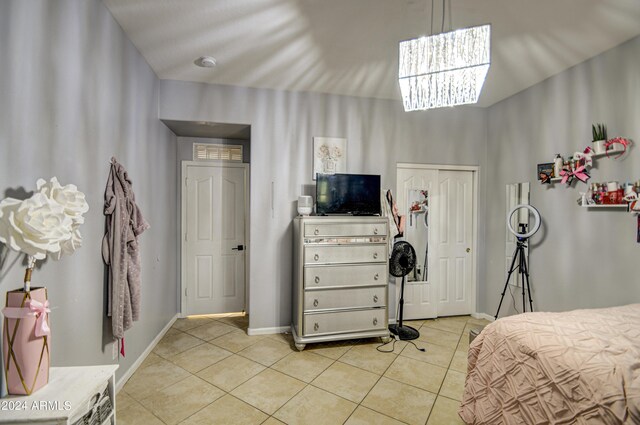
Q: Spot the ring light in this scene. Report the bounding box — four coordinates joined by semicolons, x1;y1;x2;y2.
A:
507;204;540;239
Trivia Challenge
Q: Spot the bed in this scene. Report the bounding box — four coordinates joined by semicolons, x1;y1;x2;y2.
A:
459;304;640;424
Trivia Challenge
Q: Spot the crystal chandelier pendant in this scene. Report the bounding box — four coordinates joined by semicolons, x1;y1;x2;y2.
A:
399;24;491;111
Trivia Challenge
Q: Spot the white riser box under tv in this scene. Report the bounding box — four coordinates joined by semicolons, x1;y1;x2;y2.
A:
292;216;391;350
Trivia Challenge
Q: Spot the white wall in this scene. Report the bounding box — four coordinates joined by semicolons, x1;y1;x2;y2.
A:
160;80;489;330
483;35;640;317
0;0;177;391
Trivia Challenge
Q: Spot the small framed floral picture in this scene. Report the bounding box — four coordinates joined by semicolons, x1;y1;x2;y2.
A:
313;137;347;180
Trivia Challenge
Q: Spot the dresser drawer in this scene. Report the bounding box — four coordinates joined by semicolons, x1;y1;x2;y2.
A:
304;287;386;311
305;244;385;265
304;222;387;237
304;309;387;336
304;264;386;289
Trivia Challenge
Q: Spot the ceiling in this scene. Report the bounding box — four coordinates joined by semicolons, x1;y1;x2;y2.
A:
104;0;640;108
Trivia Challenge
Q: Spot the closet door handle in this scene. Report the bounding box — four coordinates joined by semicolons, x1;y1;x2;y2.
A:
373;295;379;303
373;227;379;235
372;318;378;326
313;299;319;307
313;254;319;261
314;228;319;235
314;276;320;284
314;323;319;331
373;252;378;260
374;273;379;281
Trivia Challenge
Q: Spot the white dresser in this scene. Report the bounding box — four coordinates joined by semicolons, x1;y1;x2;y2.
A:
292;216;390;350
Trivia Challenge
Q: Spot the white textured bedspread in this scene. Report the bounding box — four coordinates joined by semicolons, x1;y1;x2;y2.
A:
459;304;640;424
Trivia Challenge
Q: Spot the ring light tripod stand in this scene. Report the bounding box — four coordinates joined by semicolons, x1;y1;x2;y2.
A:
495;204;541;320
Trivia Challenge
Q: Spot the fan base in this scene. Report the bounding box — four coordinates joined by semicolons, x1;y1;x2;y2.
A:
388;324;420;341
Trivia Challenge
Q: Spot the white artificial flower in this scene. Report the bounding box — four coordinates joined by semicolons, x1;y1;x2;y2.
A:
0;193;73;260
51;227;83;260
37;177;89;225
0;198;24;253
0;177;87;262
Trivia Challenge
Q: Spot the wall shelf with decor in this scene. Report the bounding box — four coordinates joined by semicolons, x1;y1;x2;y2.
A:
537;124;631;187
536;123;639;241
538;147;628;185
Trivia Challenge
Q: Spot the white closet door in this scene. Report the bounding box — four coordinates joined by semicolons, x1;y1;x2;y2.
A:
435;170;473;316
396;168;438;319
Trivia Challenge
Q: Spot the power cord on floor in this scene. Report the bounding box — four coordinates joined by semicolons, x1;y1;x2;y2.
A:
378;294;427;353
377;335;426;353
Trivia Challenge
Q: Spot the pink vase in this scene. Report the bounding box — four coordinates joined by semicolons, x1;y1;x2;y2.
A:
3;287;50;395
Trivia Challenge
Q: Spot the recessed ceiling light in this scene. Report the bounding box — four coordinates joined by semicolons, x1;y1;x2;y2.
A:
194;56;217;68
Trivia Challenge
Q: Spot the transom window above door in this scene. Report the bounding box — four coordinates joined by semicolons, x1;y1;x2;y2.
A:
193;143;243;162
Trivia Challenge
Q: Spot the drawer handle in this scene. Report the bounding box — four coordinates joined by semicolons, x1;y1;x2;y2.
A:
314;254;319;261
374;273;379;281
373;318;378;326
373;252;378;259
314;228;319;235
314;323;319;331
373;295;379;303
373;227;378;235
314;276;320;284
313;299;319;307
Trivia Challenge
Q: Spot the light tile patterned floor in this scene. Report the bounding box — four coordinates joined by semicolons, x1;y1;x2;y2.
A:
117;313;489;425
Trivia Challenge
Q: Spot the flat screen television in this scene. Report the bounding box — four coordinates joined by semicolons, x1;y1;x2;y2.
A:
316;173;381;215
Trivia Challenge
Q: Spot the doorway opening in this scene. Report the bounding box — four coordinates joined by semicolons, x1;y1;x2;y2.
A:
168;120;251;323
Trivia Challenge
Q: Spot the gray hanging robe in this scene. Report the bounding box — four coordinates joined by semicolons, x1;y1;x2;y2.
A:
102;157;149;352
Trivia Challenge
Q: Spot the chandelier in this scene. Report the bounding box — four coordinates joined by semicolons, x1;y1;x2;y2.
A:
399;24;491;111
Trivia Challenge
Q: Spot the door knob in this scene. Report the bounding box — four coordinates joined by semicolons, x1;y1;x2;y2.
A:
466;247;471;253
232;245;244;251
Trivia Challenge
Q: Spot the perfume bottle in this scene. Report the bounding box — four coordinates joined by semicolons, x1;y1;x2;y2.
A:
553;154;563;178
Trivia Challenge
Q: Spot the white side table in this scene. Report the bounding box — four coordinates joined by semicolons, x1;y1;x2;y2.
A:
1;365;118;425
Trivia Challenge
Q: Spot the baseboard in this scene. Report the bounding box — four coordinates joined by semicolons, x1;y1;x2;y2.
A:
247;325;291;336
472;312;495;322
116;313;179;393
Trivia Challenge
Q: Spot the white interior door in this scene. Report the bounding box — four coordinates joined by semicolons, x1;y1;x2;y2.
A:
184;164;246;315
435;170;473;316
396;165;476;319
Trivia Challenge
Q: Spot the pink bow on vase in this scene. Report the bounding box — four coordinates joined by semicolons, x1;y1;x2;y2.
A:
2;299;51;337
